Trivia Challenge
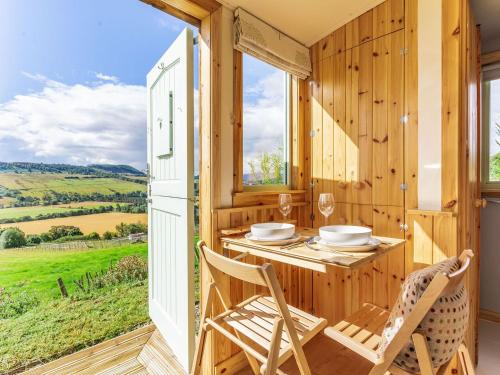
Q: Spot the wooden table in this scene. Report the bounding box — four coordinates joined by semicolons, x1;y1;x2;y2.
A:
222;227;405;273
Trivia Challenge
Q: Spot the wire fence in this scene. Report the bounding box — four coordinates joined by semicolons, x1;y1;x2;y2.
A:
12;235;148;252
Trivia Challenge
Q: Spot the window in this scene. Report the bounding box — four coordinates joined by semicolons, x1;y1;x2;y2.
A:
482;65;500;192
242;54;290;188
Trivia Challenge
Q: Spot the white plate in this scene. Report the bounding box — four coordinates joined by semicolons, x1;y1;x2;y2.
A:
250;222;295;241
319;225;372;246
315;236;381;252
245;232;300;246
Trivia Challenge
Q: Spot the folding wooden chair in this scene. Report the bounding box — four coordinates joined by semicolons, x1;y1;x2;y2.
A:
322;250;476;375
191;241;327;375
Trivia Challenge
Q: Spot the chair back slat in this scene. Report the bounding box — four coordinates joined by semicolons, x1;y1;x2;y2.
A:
199;242;268;287
441;249;473;295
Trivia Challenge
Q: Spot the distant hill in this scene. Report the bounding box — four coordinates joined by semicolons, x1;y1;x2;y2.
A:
0;162;145;176
88;164;145;176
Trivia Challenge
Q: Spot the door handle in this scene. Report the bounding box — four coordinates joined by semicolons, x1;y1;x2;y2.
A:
474;198;487;208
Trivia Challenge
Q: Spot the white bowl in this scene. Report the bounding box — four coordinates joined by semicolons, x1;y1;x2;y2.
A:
319;225;372;246
250;222;295;240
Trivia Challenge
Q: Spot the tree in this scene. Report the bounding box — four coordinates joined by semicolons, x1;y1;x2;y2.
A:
490;152;500;181
259;152;272;182
270;148;284;183
48;225;83;240
0;228;27;249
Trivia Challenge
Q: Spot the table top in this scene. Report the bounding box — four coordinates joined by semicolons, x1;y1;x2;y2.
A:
222;227;405;273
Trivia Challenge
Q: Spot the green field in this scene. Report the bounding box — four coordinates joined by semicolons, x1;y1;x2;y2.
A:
0;243;147;300
0;173;145;198
0;243;150;372
0;201;124;221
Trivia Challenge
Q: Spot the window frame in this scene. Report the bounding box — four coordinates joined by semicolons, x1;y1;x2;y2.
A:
481;75;500;194
234;51;294;193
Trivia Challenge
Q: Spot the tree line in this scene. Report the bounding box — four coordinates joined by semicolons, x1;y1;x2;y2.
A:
0;222;148;249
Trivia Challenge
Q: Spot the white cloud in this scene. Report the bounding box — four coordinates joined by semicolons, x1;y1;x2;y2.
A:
0;76;147;170
242;70;287;173
157;16;182;32
95;72;119;83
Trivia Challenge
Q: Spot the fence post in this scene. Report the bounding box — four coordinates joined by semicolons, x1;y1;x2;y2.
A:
57;277;68;297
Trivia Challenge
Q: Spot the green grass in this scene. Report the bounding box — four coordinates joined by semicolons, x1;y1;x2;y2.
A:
0;282;149;373
0;243;150;373
0;243;147;300
0;202;124;221
0;173;145;198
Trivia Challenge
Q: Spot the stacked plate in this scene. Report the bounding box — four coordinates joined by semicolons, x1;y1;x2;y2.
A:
245;223;299;245
316;225;380;252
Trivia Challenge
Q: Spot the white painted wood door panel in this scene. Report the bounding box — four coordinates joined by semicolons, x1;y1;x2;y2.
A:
147;28;194;372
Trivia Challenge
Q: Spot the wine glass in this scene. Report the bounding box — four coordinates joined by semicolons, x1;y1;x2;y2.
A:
278;193;292;219
318;193;335;225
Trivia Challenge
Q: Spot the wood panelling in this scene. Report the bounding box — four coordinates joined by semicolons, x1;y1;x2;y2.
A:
232;50;243;193
308;0;410;316
404;0;418;210
442;0;461;213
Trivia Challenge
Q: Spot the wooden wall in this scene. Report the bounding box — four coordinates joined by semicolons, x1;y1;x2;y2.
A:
201;0;480;373
306;0;413;321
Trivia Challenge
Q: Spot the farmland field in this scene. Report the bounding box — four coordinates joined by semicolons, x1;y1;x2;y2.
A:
0;173;145;198
0;212;147;234
0;201;124;221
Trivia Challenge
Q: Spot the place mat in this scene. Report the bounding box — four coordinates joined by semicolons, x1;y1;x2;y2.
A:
312;236;381;252
244;232;302;247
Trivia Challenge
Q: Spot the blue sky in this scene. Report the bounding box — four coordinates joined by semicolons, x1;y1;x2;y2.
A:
0;0;196;103
0;0;284;173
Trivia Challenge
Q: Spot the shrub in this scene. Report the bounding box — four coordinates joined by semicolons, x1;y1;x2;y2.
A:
0;228;27;249
26;234;42;245
87;232;100;240
0;288;39;318
73;255;148;294
105;256;148;283
115;222;148;237
102;231;115;240
48;225;83;240
39;232;53;242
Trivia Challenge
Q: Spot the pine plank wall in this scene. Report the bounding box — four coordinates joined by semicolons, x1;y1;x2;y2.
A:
202;0;480;373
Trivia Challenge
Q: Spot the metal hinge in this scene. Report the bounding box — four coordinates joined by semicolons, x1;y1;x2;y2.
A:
310;130;316;138
310;213;315;222
400;183;408;191
310;181;315;189
400;115;409;124
400;48;409;55
146;163;150;179
148;198;152;204
399;223;409;232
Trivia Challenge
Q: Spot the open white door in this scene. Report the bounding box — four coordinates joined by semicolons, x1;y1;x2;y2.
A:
147;28;194;372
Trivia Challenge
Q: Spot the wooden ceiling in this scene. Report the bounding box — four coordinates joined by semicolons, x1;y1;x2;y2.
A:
218;0;386;46
140;0;220;27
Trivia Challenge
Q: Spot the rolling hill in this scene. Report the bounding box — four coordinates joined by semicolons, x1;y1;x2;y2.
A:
0;162;145;176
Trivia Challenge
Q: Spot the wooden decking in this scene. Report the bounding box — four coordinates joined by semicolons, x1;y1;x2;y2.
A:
23;325;185;375
235;334;374;375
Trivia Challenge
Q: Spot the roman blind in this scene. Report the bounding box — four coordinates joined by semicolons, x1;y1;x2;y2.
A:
233;8;311;79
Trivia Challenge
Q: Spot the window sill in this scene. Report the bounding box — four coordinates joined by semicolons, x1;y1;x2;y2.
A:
481;190;500;198
232;189;306;207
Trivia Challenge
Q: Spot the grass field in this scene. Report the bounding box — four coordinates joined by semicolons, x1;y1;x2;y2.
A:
0;243;150;372
0;212;147;234
0;201;124;221
0;196;15;206
0;243;148;300
0;173;145;198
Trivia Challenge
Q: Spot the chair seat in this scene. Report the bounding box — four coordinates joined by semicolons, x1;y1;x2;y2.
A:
323;303;389;363
218;295;327;360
